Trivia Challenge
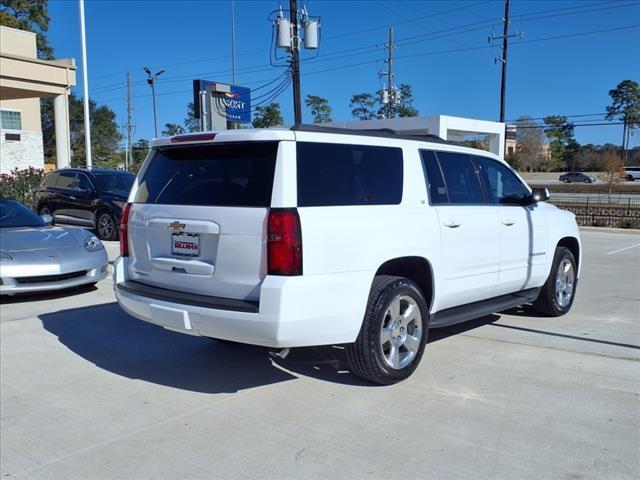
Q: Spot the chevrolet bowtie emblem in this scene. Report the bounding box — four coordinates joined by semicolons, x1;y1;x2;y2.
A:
169;221;186;232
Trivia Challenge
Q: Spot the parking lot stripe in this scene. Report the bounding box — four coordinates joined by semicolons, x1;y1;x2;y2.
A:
605;243;640;255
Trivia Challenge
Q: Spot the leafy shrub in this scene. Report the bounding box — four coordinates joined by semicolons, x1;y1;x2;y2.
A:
0;167;45;209
618;218;640;229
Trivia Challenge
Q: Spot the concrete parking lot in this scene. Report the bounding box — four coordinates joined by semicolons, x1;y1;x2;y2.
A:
1;229;639;480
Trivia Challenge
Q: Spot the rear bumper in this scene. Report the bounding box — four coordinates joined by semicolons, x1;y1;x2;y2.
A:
113;257;372;348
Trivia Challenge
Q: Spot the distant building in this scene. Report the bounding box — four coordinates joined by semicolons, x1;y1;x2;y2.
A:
329;115;507;159
0;26;76;174
504;123;550;161
505;124;517;157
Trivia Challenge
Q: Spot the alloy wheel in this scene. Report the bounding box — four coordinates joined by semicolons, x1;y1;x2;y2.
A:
379;295;422;370
555;258;575;308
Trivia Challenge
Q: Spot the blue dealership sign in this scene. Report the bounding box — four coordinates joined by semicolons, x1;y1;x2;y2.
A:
224;85;251;123
193;80;252;125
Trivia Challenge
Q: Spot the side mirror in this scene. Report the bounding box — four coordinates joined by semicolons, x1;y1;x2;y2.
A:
530;187;550;203
41;213;53;225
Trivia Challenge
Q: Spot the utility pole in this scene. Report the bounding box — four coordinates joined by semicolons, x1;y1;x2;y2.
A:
126;72;133;170
387;27;395;119
290;0;302;125
499;0;509;123
489;0;522;123
78;0;92;168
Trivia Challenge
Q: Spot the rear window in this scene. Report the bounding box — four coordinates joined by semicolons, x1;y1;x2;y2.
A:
93;171;134;194
134;142;278;207
297;142;403;207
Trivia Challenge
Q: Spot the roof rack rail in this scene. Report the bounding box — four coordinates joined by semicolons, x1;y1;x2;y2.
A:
290;124;458;145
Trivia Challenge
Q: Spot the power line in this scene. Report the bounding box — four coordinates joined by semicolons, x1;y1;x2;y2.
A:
88;0;639;94
506;113;609;122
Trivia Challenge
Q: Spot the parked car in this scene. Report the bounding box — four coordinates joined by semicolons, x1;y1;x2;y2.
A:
623;166;640;181
114;126;581;385
0;199;108;295
34;168;135;241
559;172;596;183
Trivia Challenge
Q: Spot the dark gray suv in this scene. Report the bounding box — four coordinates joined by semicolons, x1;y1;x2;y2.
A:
34;169;134;240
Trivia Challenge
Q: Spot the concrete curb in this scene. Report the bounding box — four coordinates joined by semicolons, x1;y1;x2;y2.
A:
579;226;640;234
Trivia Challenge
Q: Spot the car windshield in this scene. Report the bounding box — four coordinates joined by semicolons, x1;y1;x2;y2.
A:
93;172;134;194
0;199;46;228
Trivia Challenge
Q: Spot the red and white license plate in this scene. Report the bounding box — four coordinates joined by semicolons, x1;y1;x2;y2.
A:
172;233;200;257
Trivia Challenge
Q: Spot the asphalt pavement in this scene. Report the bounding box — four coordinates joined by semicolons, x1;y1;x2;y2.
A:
1;229;639;480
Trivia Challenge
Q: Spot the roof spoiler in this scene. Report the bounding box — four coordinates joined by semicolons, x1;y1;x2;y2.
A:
290;124;457;145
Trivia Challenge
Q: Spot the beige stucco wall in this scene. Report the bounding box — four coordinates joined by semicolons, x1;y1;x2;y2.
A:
0;26;37;58
0;97;42;132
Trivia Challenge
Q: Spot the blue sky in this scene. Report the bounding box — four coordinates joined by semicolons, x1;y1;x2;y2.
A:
47;0;640;146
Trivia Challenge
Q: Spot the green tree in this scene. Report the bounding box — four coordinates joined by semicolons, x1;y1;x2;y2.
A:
252;103;283;128
184;102;200;132
395;84;418;118
161;123;185;137
543;115;576;171
305;95;332;124
349;93;376;120
606;80;640;165
131;139;149;172
515;116;546;172
41;93;122;167
0;0;54;59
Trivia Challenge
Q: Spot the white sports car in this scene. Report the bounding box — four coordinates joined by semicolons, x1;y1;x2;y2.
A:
0;199;108;295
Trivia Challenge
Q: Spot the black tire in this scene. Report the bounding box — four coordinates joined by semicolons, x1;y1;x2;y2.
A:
562;179;570;183
346;275;429;385
584;178;590;183
627;175;634;182
95;211;118;241
532;246;577;317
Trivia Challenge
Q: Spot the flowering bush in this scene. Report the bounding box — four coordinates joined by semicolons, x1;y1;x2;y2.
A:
0;167;45;209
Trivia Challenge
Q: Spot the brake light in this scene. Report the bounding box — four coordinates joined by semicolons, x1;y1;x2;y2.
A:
120;203;132;257
170;133;216;143
267;209;302;276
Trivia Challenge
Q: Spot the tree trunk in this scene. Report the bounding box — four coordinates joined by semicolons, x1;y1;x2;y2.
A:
624;123;630;166
621;119;627;164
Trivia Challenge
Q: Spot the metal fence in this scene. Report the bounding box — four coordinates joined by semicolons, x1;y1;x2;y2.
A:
548;195;640;229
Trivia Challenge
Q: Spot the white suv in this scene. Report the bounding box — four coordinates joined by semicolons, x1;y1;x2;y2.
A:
114;126;581;384
624;166;640;181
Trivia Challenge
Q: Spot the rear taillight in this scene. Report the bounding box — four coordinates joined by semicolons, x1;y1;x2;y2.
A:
120;202;132;257
267;209;302;276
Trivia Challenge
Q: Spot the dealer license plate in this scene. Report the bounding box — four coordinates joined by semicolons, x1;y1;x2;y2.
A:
172;233;200;257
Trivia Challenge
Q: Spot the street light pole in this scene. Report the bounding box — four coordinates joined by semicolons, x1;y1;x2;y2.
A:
144;67;164;137
78;0;92;168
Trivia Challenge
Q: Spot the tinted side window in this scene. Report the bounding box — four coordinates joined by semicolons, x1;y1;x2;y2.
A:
435;152;484;204
56;172;77;189
42;173;58;188
77;173;93;190
297;142;403;207
420;150;448;204
475;157;529;205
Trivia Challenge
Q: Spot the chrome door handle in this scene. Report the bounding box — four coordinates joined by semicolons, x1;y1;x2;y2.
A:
501;219;515;226
443;219;461;228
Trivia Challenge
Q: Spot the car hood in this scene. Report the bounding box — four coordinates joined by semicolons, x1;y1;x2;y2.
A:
0;226;80;252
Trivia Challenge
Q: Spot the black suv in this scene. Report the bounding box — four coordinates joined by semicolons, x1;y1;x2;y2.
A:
34;168;134;240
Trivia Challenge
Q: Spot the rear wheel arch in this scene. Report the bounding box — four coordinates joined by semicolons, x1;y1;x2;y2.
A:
374;256;434;311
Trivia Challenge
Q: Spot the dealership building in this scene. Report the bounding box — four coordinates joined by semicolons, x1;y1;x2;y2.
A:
0;25;76;174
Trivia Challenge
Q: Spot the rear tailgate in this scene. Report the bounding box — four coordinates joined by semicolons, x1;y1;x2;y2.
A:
127;141;279;302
